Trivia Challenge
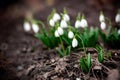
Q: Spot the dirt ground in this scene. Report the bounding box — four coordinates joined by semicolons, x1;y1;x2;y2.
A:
0;0;120;80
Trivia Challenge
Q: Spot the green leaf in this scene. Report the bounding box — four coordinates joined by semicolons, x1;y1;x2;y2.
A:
80;57;89;73
87;53;92;68
66;46;71;55
98;50;104;63
57;48;64;57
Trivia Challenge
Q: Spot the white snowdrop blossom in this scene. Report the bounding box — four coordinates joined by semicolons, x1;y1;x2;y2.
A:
80;19;88;28
100;22;106;30
76;78;81;80
118;29;120;35
72;38;78;48
68;31;74;39
49;19;55;27
23;22;31;32
60;20;68;28
99;14;105;22
63;14;70;21
32;23;39;33
75;20;81;28
53;13;61;22
115;13;120;23
57;27;64;35
54;30;60;37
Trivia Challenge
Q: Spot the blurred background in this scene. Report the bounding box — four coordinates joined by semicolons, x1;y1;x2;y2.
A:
0;0;120;43
0;0;120;80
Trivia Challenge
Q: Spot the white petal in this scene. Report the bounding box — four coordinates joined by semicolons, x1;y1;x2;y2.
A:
23;22;31;32
32;23;39;33
99;14;105;22
75;20;81;28
68;31;74;39
100;22;106;30
57;27;64;35
72;38;78;48
115;14;120;23
63;14;70;21
49;19;55;27
54;30;60;37
53;13;61;22
80;19;88;28
60;20;68;28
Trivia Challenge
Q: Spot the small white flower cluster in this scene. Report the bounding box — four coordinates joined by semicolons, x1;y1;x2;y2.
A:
115;10;120;23
49;13;61;27
75;17;88;28
54;27;64;37
23;21;39;33
99;12;106;30
68;31;78;48
52;13;70;37
49;11;90;48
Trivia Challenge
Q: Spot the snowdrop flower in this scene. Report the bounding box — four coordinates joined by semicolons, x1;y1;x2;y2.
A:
115;13;120;23
100;22;106;30
53;13;61;22
23;22;31;32
76;78;81;80
80;19;88;28
68;31;74;39
60;20;68;28
54;30;60;37
72;38;78;48
32;23;39;33
99;13;105;22
57;27;64;35
63;14;70;21
75;20;81;28
49;19;55;27
118;29;120;35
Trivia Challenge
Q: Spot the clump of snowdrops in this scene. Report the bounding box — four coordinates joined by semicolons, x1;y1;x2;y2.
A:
23;9;120;73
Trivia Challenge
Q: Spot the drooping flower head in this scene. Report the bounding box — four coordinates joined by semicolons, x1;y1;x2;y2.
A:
72;38;78;48
99;11;105;22
60;20;68;28
80;14;88;28
115;9;120;23
75;13;81;28
23;21;31;32
100;21;106;30
32;23;39;33
68;31;74;39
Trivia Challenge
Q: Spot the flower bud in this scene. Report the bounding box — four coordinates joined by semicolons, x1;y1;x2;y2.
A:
75;20;81;28
63;14;70;21
53;13;61;22
68;31;74;39
32;23;39;33
100;22;106;30
49;19;55;27
23;22;31;32
54;30;60;37
57;27;64;35
60;20;68;28
115;13;120;23
72;38;78;48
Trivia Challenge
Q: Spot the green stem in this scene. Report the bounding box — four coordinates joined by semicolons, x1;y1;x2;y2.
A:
105;17;112;35
75;34;86;55
59;36;66;56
